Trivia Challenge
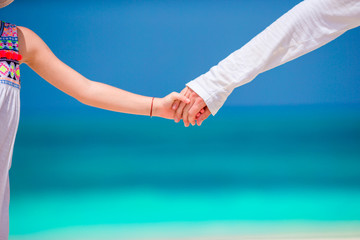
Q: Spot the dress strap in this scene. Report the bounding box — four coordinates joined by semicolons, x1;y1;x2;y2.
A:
0;21;21;89
0;21;4;37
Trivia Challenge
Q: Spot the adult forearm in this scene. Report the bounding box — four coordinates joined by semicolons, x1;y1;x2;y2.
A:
187;0;360;115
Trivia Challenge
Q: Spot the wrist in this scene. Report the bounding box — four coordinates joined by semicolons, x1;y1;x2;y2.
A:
151;97;161;118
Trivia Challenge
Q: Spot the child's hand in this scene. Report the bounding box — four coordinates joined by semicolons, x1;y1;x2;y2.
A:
152;92;190;119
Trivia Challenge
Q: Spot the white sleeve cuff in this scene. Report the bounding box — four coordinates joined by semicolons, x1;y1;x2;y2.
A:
186;76;232;116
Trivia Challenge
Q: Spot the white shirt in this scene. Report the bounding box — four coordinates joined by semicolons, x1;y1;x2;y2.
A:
186;0;360;115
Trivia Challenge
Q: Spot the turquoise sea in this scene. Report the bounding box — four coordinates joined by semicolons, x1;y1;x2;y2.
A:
9;105;360;239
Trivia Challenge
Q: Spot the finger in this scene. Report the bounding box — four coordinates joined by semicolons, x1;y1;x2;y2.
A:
182;92;198;127
196;109;205;118
174;88;190;123
182;98;195;127
170;92;190;104
197;108;211;126
174;90;188;122
172;102;178;110
175;101;186;123
172;88;187;110
188;99;206;126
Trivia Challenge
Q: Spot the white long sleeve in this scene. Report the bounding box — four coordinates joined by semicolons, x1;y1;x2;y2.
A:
186;0;360;115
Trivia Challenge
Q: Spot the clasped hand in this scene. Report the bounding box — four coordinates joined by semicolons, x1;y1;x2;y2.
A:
172;87;211;127
157;87;210;126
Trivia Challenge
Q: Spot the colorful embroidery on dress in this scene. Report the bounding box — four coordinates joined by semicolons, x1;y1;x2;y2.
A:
0;21;21;89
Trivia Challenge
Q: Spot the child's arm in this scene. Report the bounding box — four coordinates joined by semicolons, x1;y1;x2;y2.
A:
17;26;189;119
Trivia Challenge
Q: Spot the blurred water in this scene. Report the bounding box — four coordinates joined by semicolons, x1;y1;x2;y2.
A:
2;0;360;238
9;105;360;238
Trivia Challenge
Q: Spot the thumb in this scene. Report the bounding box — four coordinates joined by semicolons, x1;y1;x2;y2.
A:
170;92;190;104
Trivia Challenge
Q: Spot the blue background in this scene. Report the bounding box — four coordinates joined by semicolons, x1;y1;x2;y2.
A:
1;0;360;239
2;0;360;113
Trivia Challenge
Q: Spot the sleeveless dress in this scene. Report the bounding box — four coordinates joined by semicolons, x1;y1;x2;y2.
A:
0;21;21;239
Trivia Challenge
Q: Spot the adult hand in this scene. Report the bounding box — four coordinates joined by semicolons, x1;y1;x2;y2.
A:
172;87;211;127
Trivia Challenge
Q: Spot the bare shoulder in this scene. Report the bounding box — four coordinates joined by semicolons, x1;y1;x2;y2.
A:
17;26;33;35
17;26;48;65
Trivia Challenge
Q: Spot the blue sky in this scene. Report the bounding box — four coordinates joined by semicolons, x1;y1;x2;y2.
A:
2;0;360;115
